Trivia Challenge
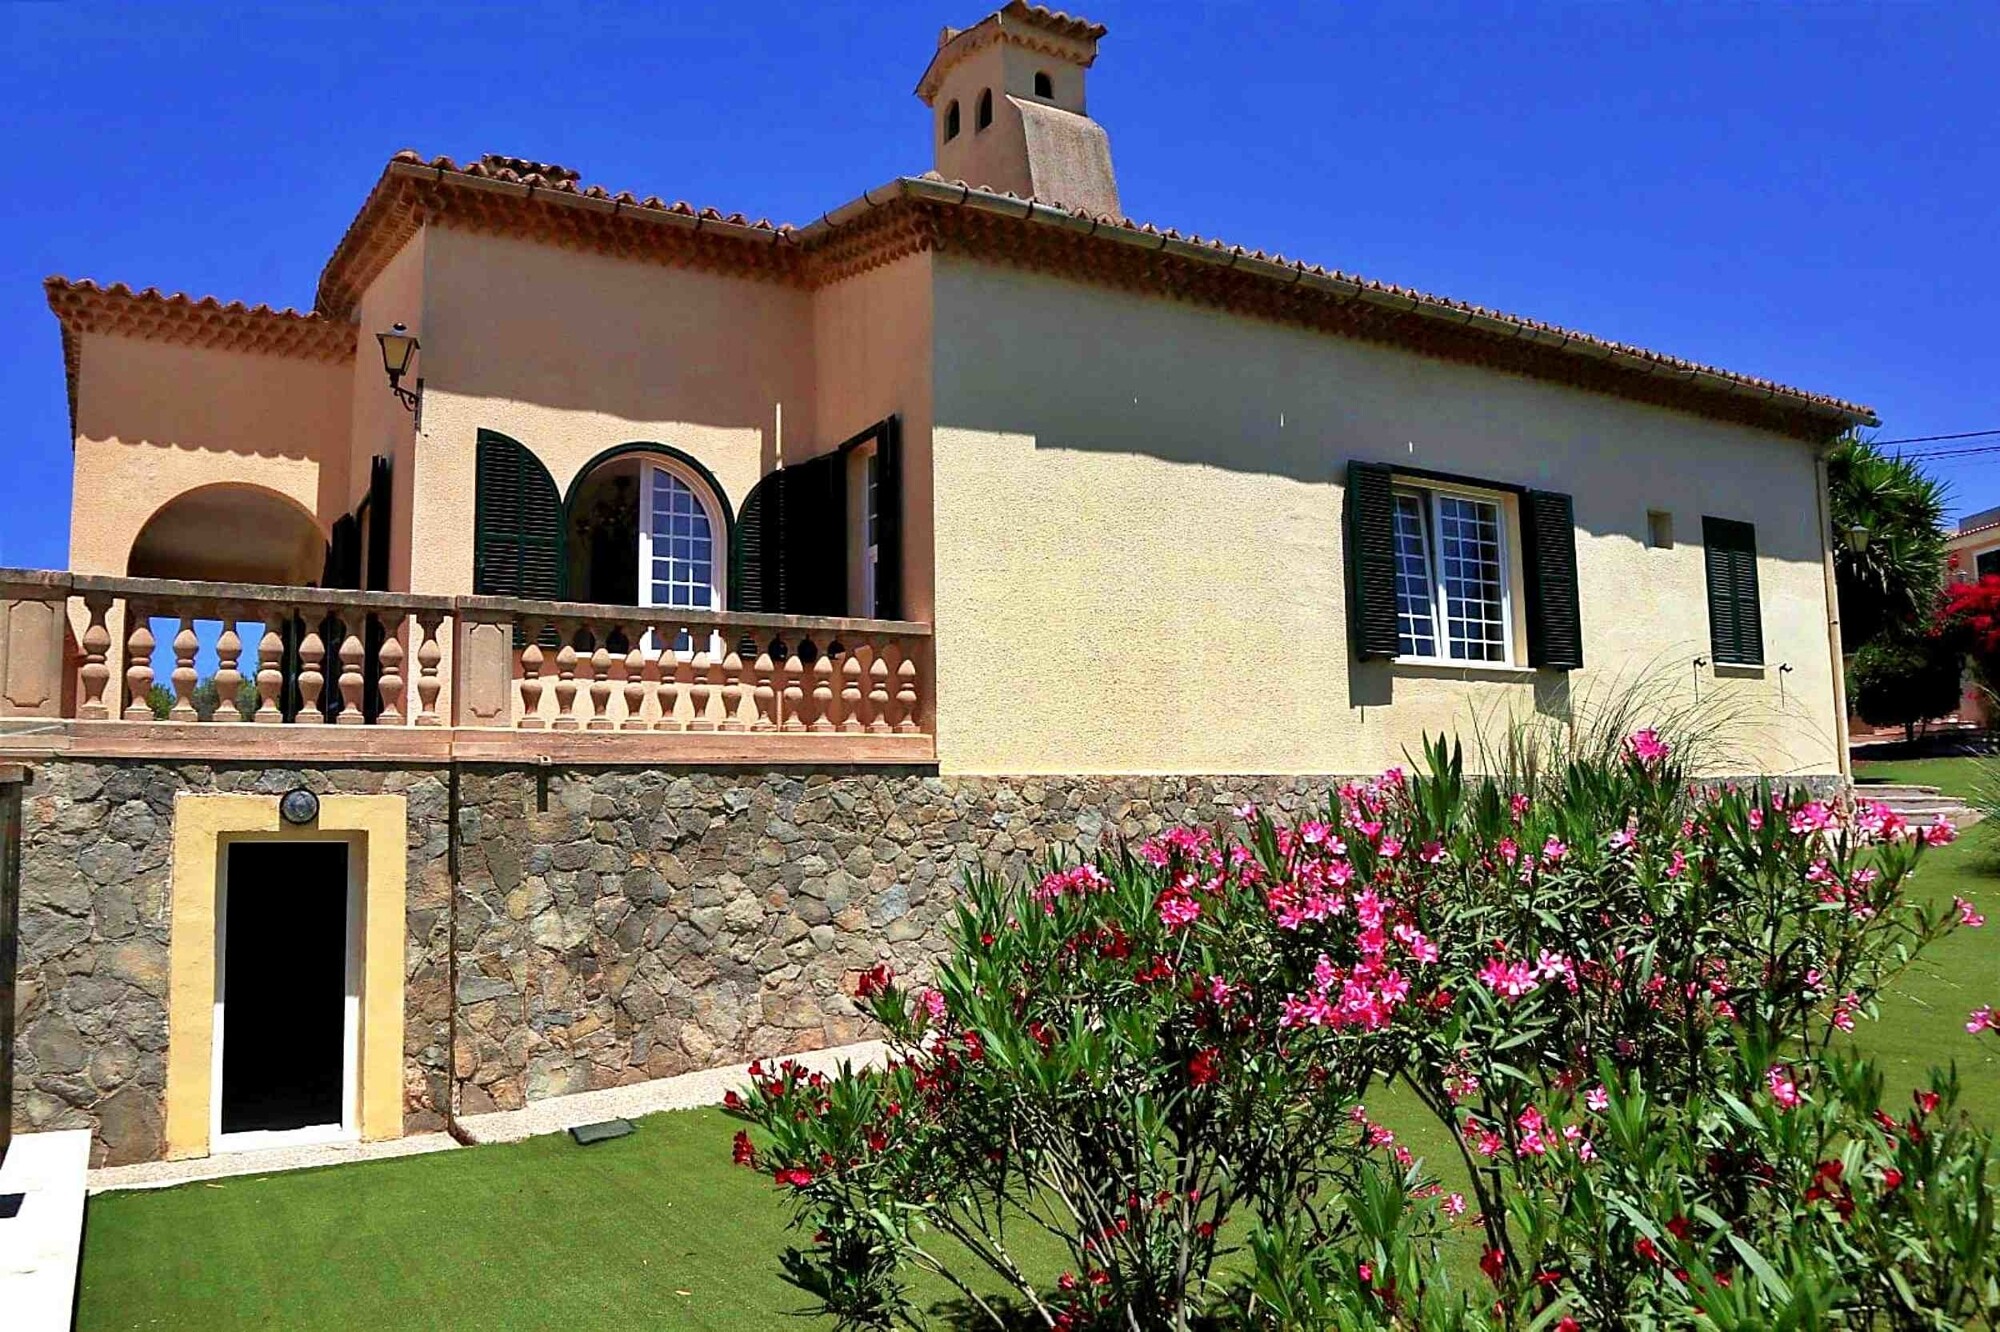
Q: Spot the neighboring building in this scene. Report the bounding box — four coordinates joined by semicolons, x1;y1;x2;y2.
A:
1947;506;2000;581
2;4;1875;1165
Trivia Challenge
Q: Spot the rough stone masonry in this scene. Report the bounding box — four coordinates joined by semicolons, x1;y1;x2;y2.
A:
11;758;1347;1165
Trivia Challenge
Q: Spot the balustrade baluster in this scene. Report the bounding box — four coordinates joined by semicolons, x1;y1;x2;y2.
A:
551;624;580;730
689;644;717;731
296;618;327;724
895;646;921;735
77;593;113;720
211;616;243;723
867;641;893;735
519;622;547;729
752;647;776;731
810;646;836;733
255;613;286;722
780;644;806;732
720;648;747;731
413;612;444;726
170;618;200;721
839;647;865;734
670;631;695;731
622;640;648;730
335;622;366;725
122;615;156;722
377;616;406;726
587;638;614;731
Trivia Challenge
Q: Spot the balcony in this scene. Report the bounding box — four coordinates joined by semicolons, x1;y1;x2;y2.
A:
0;571;934;764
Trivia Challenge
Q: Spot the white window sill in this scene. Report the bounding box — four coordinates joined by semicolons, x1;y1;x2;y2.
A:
1389;657;1539;677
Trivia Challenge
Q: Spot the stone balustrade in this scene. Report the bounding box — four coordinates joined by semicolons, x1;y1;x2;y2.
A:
0;571;934;763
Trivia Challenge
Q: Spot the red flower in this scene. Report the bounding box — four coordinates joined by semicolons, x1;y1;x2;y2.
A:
856;964;894;999
1556;1320;1580;1332
774;1164;814;1189
1634;1237;1661;1264
1665;1215;1692;1242
731;1130;755;1167
723;1090;744;1111
1188;1048;1221;1086
1881;1167;1904;1191
1914;1089;1941;1116
1480;1248;1506;1284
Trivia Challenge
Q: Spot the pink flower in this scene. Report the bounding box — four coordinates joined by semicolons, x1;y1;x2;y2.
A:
1968;1005;1996;1035
915;987;948;1023
1831;992;1859;1032
1624;728;1670;765
1766;1063;1804;1110
1477;956;1540;1001
1419;841;1447;865
1585;1085;1609;1113
1509;792;1532;821
1956;897;1986;929
1665;849;1687;879
1926;817;1959;846
1442;1192;1466;1217
1232;802;1258;820
1541;836;1569;865
1789;801;1837;836
1157;888;1201;932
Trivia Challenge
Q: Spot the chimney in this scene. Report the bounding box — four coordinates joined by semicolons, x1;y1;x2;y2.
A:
914;2;1119;218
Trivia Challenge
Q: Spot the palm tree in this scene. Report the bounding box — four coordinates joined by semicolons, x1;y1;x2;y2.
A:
1828;433;1950;648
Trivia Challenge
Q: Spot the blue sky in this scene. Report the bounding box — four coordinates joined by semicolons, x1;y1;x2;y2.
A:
2;0;1995;575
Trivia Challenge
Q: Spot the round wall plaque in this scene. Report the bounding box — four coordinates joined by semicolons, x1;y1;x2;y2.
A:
279;787;320;826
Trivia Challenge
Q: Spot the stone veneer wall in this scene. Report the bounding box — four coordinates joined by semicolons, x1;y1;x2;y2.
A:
13;757;1354;1164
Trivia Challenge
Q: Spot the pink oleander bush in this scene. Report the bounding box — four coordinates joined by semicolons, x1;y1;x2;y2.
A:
727;729;1996;1330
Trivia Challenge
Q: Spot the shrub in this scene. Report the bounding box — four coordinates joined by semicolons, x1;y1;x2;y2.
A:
1847;635;1964;741
727;731;1985;1329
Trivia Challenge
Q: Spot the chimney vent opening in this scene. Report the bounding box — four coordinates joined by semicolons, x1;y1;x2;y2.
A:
976;88;994;130
1034;70;1054;98
944;100;961;141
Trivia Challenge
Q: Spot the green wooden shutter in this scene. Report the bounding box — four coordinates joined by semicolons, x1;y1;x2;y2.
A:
365;455;392;592
731;469;786;614
474;430;565;600
1345;461;1400;659
1520;489;1583;670
781;449;849;617
1702;516;1763;665
873;417;903;621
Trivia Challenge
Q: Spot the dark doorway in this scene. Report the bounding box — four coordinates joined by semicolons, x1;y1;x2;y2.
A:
220;841;350;1136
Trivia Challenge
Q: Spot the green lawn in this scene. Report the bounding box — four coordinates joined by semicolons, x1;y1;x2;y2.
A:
76;761;2000;1330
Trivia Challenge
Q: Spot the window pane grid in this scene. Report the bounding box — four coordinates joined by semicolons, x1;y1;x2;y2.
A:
1392;489;1509;664
646;466;716;619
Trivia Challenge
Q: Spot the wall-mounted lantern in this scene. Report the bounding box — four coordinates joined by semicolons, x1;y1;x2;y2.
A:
375;322;422;425
1844;523;1871;553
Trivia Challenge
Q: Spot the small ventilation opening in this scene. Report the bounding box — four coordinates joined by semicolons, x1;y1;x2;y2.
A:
943;100;960;142
976;88;993;130
1034;70;1054;98
1647;510;1675;550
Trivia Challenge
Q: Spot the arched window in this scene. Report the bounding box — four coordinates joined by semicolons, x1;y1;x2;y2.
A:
640;462;721;614
944;100;960;141
976;88;993;130
1034;70;1053;99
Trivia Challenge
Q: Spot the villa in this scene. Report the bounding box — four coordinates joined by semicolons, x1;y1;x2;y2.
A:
1;3;1875;1166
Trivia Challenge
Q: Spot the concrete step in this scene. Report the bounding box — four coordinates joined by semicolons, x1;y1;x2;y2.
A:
1852;784;1943;798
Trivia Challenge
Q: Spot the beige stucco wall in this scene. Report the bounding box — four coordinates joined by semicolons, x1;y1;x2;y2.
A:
67;332;349;577
813;251;936;623
407;227;815;595
344;230;426;589
928;255;1843;777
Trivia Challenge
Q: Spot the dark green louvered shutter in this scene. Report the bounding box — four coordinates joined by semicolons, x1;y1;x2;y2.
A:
1345;461;1400;659
872;417;903;620
474;431;565;601
1702;516;1763;665
1520;489;1583;670
365;455;392;591
781;449;849;617
731;469;786;614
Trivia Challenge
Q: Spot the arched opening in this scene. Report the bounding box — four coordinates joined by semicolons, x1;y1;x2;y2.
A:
128;484;325;586
943;99;961;141
1034;70;1054;99
976;88;993;131
565;448;729;613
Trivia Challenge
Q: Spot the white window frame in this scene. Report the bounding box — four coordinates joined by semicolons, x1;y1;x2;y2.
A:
637;456;727;657
861;447;881;618
1391;483;1517;668
211;837;362;1154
